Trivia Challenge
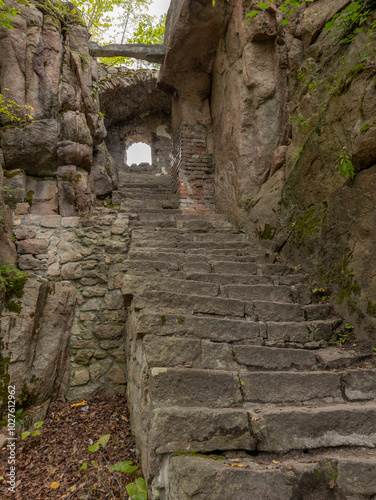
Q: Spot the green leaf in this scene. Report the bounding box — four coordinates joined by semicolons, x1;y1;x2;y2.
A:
80;463;87;471
257;2;270;8
21;431;30;440
130;493;147;500
31;430;40;437
98;434;110;448
323;19;336;31
88;442;100;452
33;421;44;429
109;461;138;473
135;478;148;492
281;18;289;25
126;483;139;496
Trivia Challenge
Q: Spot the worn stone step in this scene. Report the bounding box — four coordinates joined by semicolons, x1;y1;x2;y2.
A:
135;313;262;343
148;368;345;408
123;275;220;301
141;335;318;371
133;291;248;318
221;284;294;303
124;259;212;274
164;454;376;500
250;402;376;452
149;406;254;455
131;230;246;242
132;239;251;250
120;191;174;201
121;200;175;210
120;182;173;190
128;246;253;257
133;313;337;346
127;251;255;264
147;403;376;459
187;273;303;286
265;320;340;345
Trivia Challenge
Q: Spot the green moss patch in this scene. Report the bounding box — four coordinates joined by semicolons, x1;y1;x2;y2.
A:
334;63;365;96
255;224;276;240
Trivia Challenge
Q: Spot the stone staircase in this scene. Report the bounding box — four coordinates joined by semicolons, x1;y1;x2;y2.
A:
119;167;376;500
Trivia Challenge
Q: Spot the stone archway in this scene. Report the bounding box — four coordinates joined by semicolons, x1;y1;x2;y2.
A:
98;67;172;176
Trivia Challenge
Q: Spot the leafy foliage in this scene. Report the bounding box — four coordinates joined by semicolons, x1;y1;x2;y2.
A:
0;0;19;29
337;149;356;180
0;265;28;301
246;0;313;25
323;0;376;44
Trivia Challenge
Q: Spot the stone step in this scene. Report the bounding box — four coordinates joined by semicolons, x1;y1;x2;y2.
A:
128;246;253;257
120;200;176;210
134;290;307;320
133;313;337;345
221;283;294;303
123;275;220;301
131;230;245;242
121;208;182;215
120;182;173;190
130;219;233;231
148;403;376;456
131;239;251;250
141;335;319;371
187;273;303;286
126;259;293;277
127;251;256;264
133;290;249;318
250;402;376;452
148;368;351;408
148;402;376;458
120;191;175;201
164;454;376;500
135;212;228;222
119;172;172;183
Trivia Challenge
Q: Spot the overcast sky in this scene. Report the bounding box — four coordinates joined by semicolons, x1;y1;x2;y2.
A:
149;0;171;18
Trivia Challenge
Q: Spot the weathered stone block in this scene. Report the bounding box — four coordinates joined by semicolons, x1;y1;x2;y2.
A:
149;368;243;408
61;262;82;280
17;239;49;255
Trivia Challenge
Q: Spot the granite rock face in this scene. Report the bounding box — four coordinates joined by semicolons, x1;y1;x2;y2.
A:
161;0;376;338
0;0;116;215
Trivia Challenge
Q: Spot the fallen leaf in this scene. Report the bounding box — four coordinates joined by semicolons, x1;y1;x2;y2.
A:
71;401;87;408
68;485;77;493
272;460;281;464
255;408;262;413
287;465;293;470
329;479;335;489
121;415;128;422
50;482;60;490
231;464;239;467
230;459;240;462
251;416;261;421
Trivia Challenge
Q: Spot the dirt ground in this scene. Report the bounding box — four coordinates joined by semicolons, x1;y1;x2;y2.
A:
0;394;140;499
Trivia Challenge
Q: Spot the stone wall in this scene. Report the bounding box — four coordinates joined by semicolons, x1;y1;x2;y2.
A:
209;0;376;338
0;206;130;441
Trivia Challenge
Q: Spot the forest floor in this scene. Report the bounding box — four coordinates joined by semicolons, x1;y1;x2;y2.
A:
0;394;140;499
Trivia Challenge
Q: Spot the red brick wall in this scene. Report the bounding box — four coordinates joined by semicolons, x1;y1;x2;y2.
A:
171;125;215;214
